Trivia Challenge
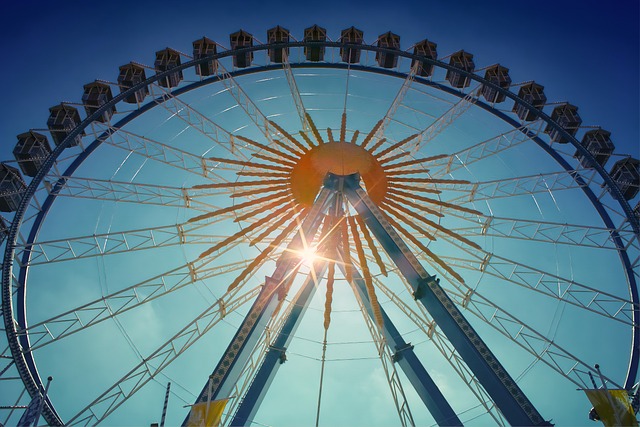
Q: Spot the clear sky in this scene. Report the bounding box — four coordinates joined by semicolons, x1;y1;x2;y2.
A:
0;1;638;426
1;0;638;158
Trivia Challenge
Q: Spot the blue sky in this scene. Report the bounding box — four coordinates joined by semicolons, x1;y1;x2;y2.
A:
1;0;638;158
0;1;638;426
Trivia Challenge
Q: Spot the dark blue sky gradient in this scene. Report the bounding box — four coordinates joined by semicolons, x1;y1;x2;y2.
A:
0;0;638;162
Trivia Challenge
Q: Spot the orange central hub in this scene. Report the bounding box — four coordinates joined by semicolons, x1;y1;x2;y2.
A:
290;142;387;206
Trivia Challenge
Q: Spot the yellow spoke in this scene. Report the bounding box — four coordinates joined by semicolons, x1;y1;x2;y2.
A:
208;156;292;173
387;177;471;184
385;192;444;218
236;134;299;162
272;138;304;158
229;208;306;291
350;130;360;144
327;128;335;143
368;137;387;153
252;152;297;168
382;154;449;170
324;261;335;330
349;215;383;328
198;203;293;259
384;199;481;250
381;210;466;284
386;169;431;176
378;150;412;165
360;120;383;149
299;131;316;148
250;205;304;246
268;120;308;154
238;171;290;178
354;214;388;276
191;179;289;190
305;112;325;145
381;201;437;241
187;191;291;223
341;216;353;283
373;133;419;159
235;198;294;223
318;213;338;329
231;184;290;198
389;188;482;216
387;182;441;194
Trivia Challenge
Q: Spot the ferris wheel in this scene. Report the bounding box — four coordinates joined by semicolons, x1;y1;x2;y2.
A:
1;24;639;426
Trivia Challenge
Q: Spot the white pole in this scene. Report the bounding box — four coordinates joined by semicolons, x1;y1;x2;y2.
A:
204;375;214;427
595;364;623;426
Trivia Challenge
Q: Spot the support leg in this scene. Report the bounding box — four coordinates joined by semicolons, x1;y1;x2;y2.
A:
337;173;551;426
339;256;462;426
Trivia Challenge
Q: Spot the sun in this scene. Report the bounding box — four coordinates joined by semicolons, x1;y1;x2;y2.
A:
298;245;318;266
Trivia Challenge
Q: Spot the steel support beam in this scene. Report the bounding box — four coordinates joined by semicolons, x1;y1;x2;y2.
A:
230;262;327;426
335;173;551;426
231;250;461;426
342;258;462;426
183;188;333;425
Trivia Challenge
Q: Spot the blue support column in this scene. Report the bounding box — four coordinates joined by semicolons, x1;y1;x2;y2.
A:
333;173;552;426
182;188;334;426
340;258;462;426
230;262;328;426
231;251;461;426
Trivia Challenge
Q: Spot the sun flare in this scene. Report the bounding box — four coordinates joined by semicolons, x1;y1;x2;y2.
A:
298;245;318;266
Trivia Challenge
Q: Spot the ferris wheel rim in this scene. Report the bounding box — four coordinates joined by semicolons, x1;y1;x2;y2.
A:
2;37;638;425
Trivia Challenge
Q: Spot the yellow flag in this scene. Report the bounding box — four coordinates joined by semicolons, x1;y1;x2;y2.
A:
186;398;229;427
584;389;638;427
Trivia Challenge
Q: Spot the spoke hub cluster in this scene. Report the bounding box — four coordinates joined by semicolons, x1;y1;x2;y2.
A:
290;140;387;205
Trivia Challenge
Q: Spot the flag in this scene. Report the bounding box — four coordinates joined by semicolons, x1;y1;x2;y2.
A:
584;389;638;426
186;398;229;427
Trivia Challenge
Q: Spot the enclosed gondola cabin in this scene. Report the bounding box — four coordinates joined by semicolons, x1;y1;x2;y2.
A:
412;39;437;77
376;32;400;69
82;82;115;123
513;82;546;121
574;129;615;168
117;63;148;104
609;158;640;200
230;30;254;68
267;26;290;63
155;48;183;88
47;104;83;147
0;163;26;212
545;103;582;143
482;64;511;103
14;131;52;177
446;50;475;88
340;27;364;64
304;25;326;62
193;37;218;76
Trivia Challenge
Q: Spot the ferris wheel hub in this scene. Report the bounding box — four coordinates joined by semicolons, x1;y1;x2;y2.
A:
290;140;387;206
